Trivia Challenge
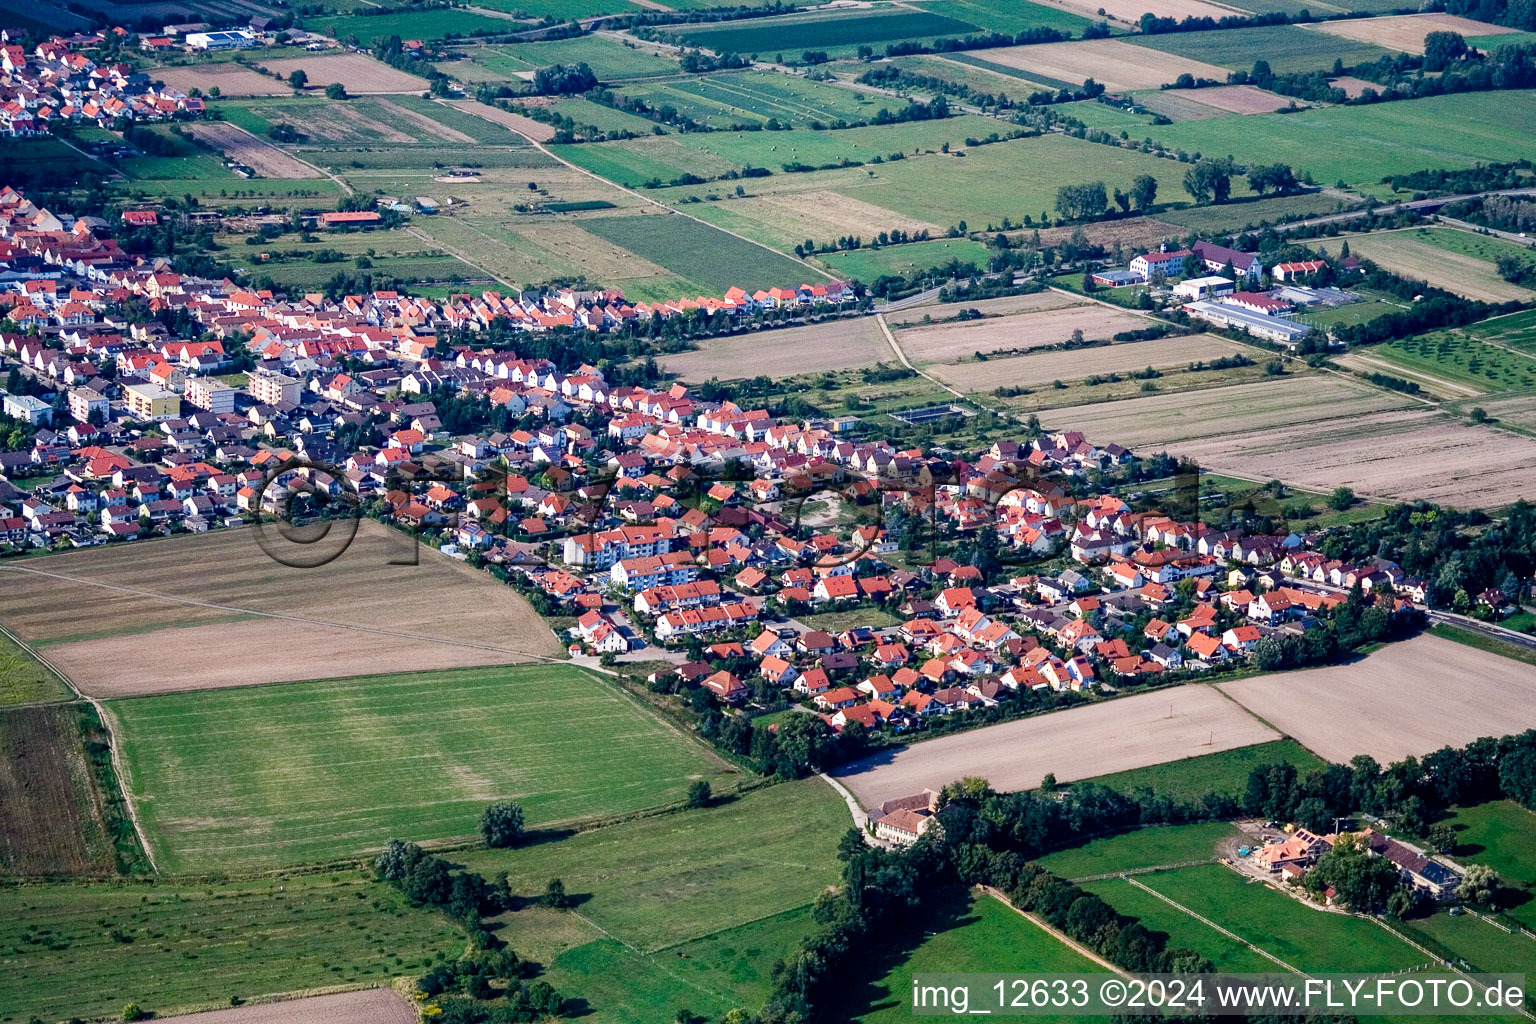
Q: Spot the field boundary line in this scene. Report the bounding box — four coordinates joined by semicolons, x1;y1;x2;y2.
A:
204;119;351;195
1070;858;1212;883
440;97;834;280
979;886;1131;976
405;223;519;291
1124;874;1305;975
874;312;965;400
1377;918;1536;1021
644;899;819;955
0;618;159;874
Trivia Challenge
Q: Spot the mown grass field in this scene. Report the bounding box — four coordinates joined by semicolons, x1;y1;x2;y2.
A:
1127;24;1393;73
1077;739;1326;801
658;8;982;58
307;9;516;46
1467;307;1536;351
472;36;678;81
110;663;739;873
0;629;70;706
1035;822;1241;879
1081;877;1277;973
1410;225;1536;273
618;71;885;129
820;238;993;279
1139;864;1430;973
1405;909;1536;978
912;0;1095;35
458;779;844;952
577;213;812;292
0;872;462;1022
835;888;1105;1023
454;780;848;1022
1433;800;1536;929
1141;91;1536;191
1318;229;1535;303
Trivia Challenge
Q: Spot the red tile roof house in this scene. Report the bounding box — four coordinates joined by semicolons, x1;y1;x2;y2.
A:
814;686;860;711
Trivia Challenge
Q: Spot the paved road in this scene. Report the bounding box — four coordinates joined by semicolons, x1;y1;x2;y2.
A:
1427;610;1536;653
1274;187;1536;233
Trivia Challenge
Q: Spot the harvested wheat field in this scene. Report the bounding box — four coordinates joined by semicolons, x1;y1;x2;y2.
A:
1172;407;1536;507
735;190;942;244
662;317;890;380
833;684;1278;808
931;333;1248;391
151;64;288;98
1220;634;1536;764
1054;375;1414;447
155;989;416;1024
1329;76;1378;99
257;53;427;93
1163;85;1299;114
884;289;1082;327
979;39;1232;92
0;522;561;697
183;122;321;179
1317;232;1535;303
449;99;557;141
897;301;1154;362
1306;13;1515;53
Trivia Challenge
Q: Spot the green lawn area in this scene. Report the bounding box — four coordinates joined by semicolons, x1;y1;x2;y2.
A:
0;872;463;1023
1468;31;1536;51
1078;739;1325;801
307;9;517;46
1140;91;1536;191
479;35;678;81
456;779;847;953
451;780;847;1022
658;8;983;59
1139;864;1430;973
110;663;740;873
1127;24;1393;74
1411;225;1536;273
618;71;886;130
1299;299;1403;329
0;628;71;706
911;0;1094;35
1035;822;1242;879
1405;909;1536;977
676;113;1010;168
546;96;662;135
833;887;1107;1023
796;606;903;632
1081;877;1276;973
1465;307;1536;352
577;213;811;292
1433;800;1536;929
820;238;993;281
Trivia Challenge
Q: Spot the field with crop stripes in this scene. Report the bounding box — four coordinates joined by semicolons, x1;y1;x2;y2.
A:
109;663;739;873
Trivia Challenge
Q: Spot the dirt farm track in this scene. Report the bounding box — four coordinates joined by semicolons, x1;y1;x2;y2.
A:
831;684;1280;810
0;522;560;696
